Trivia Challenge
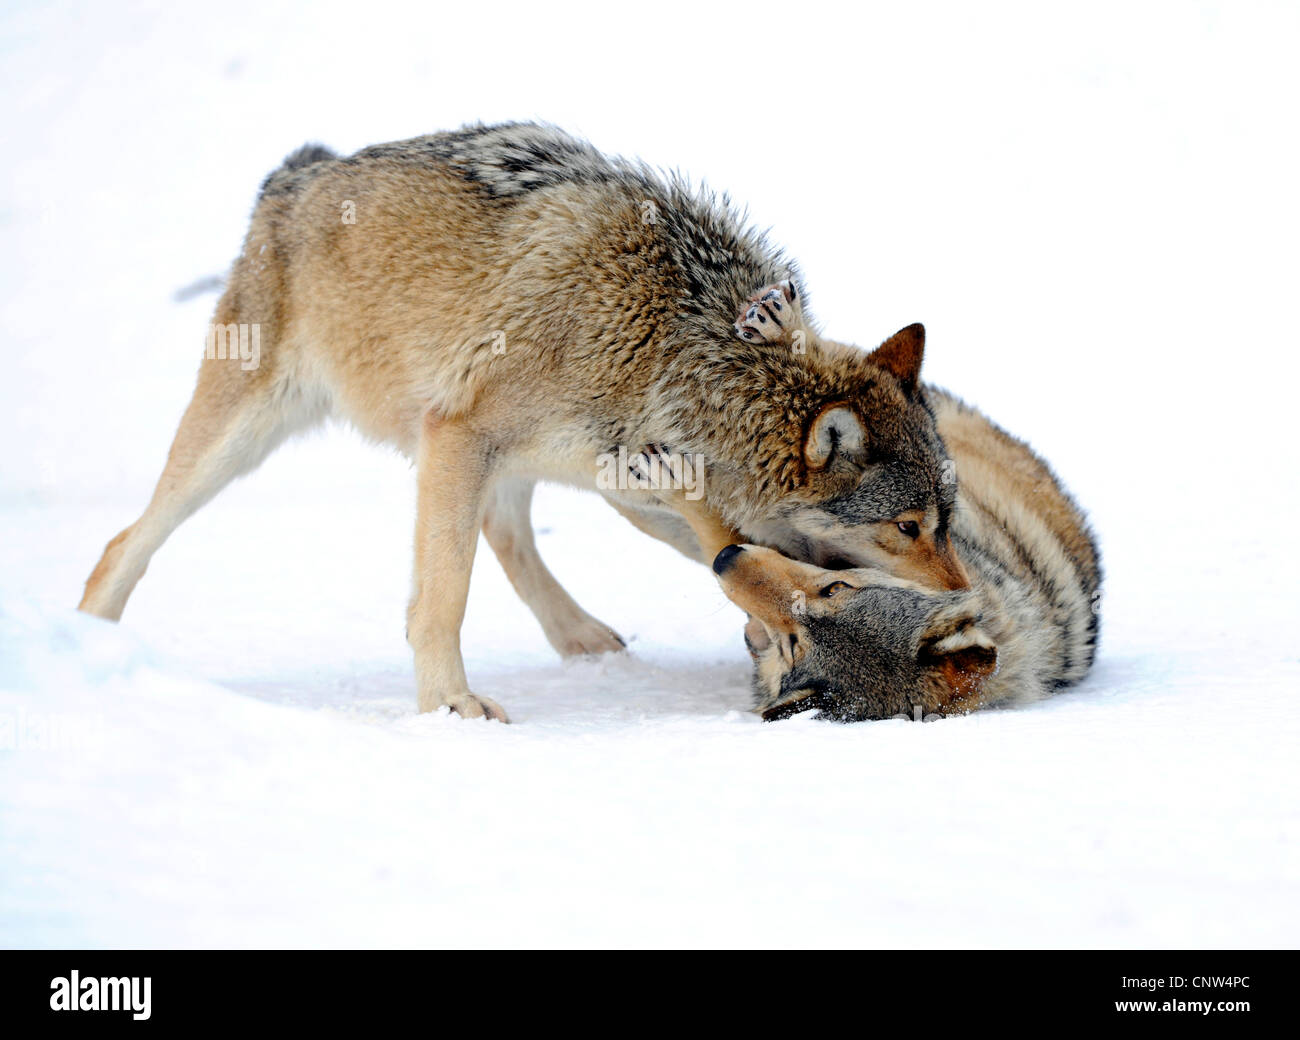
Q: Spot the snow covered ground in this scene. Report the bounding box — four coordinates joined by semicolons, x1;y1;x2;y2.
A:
2;1;1298;947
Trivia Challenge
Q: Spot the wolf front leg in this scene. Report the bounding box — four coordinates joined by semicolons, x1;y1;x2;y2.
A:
629;445;742;560
672;495;742;562
407;411;509;721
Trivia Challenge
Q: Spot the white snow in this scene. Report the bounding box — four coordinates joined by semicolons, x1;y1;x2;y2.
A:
2;0;1298;947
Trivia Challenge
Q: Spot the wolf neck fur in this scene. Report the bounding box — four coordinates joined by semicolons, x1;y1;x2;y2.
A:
651;330;884;527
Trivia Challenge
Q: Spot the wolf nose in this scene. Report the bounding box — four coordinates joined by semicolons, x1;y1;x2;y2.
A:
713;544;745;575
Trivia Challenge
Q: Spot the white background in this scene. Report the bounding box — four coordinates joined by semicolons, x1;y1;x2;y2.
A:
1;0;1297;946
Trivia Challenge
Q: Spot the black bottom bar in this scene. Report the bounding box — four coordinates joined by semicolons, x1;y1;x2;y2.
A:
0;950;1282;1029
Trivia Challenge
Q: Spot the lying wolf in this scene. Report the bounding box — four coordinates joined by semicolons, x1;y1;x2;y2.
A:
79;122;969;721
639;332;1102;722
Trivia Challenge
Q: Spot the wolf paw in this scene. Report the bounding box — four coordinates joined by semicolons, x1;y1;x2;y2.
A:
444;691;510;723
626;442;689;505
549;616;627;657
734;279;802;343
628;442;674;488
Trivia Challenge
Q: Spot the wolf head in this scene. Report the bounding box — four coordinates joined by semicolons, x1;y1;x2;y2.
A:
712;543;998;722
740;323;968;592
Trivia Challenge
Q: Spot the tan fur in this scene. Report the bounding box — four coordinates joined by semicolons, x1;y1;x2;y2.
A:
79;124;965;720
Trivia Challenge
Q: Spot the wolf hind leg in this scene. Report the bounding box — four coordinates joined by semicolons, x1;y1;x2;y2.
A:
733;279;803;343
78;355;327;621
481;478;626;657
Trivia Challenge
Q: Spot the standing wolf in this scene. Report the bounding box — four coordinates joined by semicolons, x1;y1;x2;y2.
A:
79;122;966;721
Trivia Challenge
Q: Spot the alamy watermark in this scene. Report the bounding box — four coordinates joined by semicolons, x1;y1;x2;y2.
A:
0;709;106;751
50;971;151;1020
205;323;261;371
597;446;705;501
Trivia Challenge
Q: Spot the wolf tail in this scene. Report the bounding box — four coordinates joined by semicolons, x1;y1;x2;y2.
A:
168;145;339;303
257;142;338;200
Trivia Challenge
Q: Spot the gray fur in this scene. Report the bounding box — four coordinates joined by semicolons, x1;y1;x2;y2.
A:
752;391;1102;722
257;142;338;199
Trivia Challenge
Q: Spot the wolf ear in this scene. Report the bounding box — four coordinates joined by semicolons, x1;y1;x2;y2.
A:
932;643;998;702
866;323;925;394
804;404;867;472
919;617;998;705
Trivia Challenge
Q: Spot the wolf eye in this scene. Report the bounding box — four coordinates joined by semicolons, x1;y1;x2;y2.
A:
819;581;853;597
897;521;920;539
